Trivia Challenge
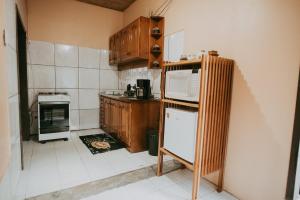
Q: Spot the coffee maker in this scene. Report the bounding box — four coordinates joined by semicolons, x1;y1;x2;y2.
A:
136;79;151;99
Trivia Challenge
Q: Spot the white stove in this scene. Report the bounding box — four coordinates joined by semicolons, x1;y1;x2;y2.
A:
38;93;71;142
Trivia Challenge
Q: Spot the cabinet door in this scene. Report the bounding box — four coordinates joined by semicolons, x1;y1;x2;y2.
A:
103;98;111;131
115;33;121;63
127;24;134;59
111;100;116;133
130;20;139;58
109;36;114;65
120;103;130;145
111;100;120;137
120;29;128;61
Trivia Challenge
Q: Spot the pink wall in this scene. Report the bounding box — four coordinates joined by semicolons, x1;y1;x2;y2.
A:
125;0;300;199
27;0;124;49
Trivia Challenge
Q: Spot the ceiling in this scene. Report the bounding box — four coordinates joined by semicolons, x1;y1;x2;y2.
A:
78;0;136;11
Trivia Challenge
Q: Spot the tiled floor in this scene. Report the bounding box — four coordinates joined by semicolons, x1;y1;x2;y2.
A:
16;129;165;199
83;169;238;200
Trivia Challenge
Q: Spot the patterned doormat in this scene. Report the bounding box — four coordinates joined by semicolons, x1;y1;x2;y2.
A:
79;134;124;154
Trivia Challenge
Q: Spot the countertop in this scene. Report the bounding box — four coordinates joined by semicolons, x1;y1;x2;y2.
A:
100;94;160;103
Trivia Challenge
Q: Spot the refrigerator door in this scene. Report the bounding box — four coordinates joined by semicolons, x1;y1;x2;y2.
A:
164;108;198;163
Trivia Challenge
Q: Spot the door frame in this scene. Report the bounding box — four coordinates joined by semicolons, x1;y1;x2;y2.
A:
286;68;300;199
15;5;29;170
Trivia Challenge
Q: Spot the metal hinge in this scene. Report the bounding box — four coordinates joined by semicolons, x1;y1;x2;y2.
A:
2;29;6;46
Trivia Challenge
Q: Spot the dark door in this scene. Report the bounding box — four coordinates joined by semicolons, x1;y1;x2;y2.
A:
286;68;300;199
16;8;30;169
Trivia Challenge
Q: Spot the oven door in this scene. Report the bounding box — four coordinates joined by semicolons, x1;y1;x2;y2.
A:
39;102;70;134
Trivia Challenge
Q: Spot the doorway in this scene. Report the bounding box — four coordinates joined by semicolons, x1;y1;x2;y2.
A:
286;68;300;200
16;7;30;170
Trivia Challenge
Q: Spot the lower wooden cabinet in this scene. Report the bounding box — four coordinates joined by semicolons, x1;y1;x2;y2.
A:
100;95;159;153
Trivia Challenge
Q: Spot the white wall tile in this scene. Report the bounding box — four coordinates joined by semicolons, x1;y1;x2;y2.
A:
56;67;78;89
30;111;38;135
70;110;80;130
32;65;55;88
150;69;161;94
55;44;78;67
27;65;34;89
56;89;79;110
79;47;100;69
79;68;99;89
1;4;22;199
6;47;18;97
79;109;99;129
8;95;20;143
4;0;16;49
79;89;99;109
100;70;118;90
10;142;21;193
100;49;117;70
28;89;35;108
28;41;54;65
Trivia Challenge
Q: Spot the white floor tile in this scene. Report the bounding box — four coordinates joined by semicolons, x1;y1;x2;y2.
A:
20;129;160;198
83;169;238;200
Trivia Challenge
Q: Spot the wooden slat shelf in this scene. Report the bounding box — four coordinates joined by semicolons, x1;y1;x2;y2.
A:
163;59;202;67
161;99;199;108
157;55;234;200
160;148;194;171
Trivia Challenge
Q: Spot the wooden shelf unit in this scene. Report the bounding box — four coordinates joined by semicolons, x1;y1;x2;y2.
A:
148;17;165;68
157;55;234;200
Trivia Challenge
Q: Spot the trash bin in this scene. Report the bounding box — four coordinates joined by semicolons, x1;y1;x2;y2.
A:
147;129;158;156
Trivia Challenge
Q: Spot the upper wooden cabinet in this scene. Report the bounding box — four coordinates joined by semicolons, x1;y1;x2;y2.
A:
109;17;151;68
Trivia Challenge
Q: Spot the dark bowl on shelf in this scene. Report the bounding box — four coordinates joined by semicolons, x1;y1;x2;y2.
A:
152;61;160;68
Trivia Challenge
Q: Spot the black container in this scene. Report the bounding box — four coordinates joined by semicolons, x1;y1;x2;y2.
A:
147;129;158;156
136;79;151;99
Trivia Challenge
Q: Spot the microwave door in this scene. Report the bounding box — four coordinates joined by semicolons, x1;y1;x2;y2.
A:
165;69;201;102
165;70;191;98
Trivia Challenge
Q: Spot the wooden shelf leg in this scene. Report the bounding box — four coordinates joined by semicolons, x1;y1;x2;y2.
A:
157;150;164;176
217;168;224;192
157;100;165;176
192;165;201;200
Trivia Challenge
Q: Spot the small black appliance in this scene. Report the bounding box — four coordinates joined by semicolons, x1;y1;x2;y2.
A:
136;79;151;99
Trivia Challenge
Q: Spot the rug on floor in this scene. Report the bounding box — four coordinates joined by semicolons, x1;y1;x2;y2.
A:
79;133;124;154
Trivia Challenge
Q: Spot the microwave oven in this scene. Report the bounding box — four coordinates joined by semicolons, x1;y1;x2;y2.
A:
165;69;201;102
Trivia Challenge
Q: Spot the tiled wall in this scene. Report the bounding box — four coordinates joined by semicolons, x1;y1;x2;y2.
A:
118;67;161;97
0;0;22;199
27;40;119;133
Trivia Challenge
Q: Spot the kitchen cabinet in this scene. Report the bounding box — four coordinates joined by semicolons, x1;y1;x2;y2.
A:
109;17;150;68
100;95;159;153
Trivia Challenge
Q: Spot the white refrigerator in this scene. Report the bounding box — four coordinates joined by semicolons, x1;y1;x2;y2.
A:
164;108;198;163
